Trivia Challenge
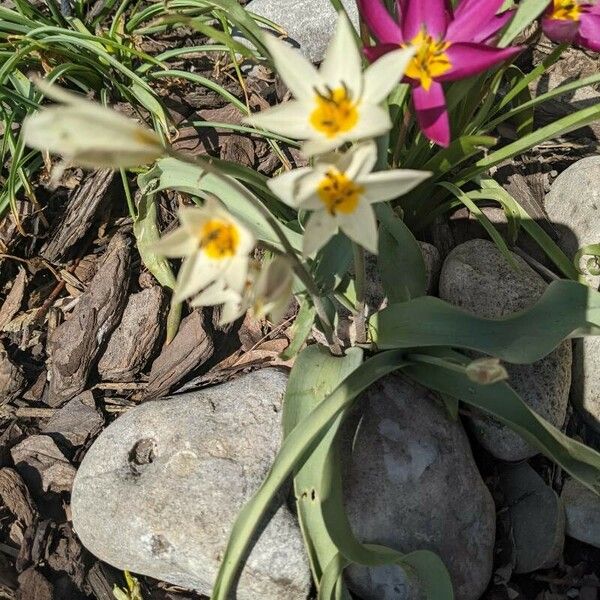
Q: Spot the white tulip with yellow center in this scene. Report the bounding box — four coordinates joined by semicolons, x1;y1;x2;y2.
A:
191;256;293;325
153;199;255;303
243;14;415;157
268;142;430;255
22;78;163;170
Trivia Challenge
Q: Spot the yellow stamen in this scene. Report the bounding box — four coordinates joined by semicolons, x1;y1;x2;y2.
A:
403;29;452;92
550;0;582;20
199;219;239;259
317;170;363;216
309;86;359;138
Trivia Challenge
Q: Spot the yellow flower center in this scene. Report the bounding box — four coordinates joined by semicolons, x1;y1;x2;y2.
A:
404;29;452;91
550;0;581;20
317;170;363;215
309;86;359;138
199;219;240;259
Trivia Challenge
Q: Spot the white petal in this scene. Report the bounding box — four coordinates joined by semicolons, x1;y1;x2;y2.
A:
320;13;363;99
223;257;249;294
179;206;208;233
190;281;235;306
338;203;378;254
344;141;378;180
295;170;329;209
267;167;313;207
152;227;198;258
301;135;345;157
262;34;321;100
235;223;256;257
303;211;337;256
362;47;416;105
23;105;162;169
360;169;432;203
344;104;392;142
243;101;311;139
174;253;221;302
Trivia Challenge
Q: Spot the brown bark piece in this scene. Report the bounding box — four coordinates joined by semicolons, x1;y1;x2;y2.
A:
0;341;25;405
0;267;27;330
0;468;36;527
42;393;104;450
11;435;76;495
144;309;214;399
46;233;131;406
17;568;53;600
40;170;117;262
97;286;165;382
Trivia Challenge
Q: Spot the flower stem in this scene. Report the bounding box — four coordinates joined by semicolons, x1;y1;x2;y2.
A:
352;243;367;344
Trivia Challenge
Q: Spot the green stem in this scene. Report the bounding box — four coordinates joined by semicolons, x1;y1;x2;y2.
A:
352;243;367;345
120;168;137;220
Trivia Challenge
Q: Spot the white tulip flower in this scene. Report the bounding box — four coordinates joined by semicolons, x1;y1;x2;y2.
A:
153;199;255;303
268;141;430;255
191;256;293;326
243;14;415;157
22;78;163;169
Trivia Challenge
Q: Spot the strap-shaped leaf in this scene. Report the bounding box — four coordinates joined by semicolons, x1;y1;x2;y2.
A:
371;280;600;362
404;349;600;495
211;350;408;600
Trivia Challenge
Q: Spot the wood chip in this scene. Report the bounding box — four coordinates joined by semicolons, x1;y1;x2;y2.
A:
144;309;214;399
0;341;25;406
0;268;27;330
46;233;131;406
42;393;103;451
98;286;166;382
40;170;118;262
10;435;76;495
16;568;53;600
0;469;36;527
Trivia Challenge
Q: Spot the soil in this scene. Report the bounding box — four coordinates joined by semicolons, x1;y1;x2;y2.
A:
1;9;600;600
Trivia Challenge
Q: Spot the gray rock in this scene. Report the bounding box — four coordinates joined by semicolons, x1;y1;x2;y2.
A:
419;242;442;296
562;478;600;548
545;156;600;259
546;157;600;430
500;463;565;574
244;0;359;63
72;369;311;600
343;376;495;600
439;239;572;461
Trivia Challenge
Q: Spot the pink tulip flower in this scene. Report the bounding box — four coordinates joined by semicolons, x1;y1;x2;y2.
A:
358;0;522;146
542;0;600;52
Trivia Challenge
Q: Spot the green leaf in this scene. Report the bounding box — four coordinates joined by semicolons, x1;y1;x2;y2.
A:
282;345;363;587
404;348;600;495
477;179;579;281
371;280;600;362
211;350;408;600
498;0;549;47
376;203;427;302
437;181;518;269
133;190;182;344
457;103;600;183
280;299;316;360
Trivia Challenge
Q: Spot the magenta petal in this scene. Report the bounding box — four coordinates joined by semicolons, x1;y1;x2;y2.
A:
541;16;579;42
357;0;404;44
446;0;505;42
364;43;399;63
578;13;600;50
473;10;515;44
440;43;522;81
402;0;449;41
412;82;450;147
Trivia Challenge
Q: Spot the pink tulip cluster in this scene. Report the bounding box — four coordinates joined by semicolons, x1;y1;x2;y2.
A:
358;0;600;147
